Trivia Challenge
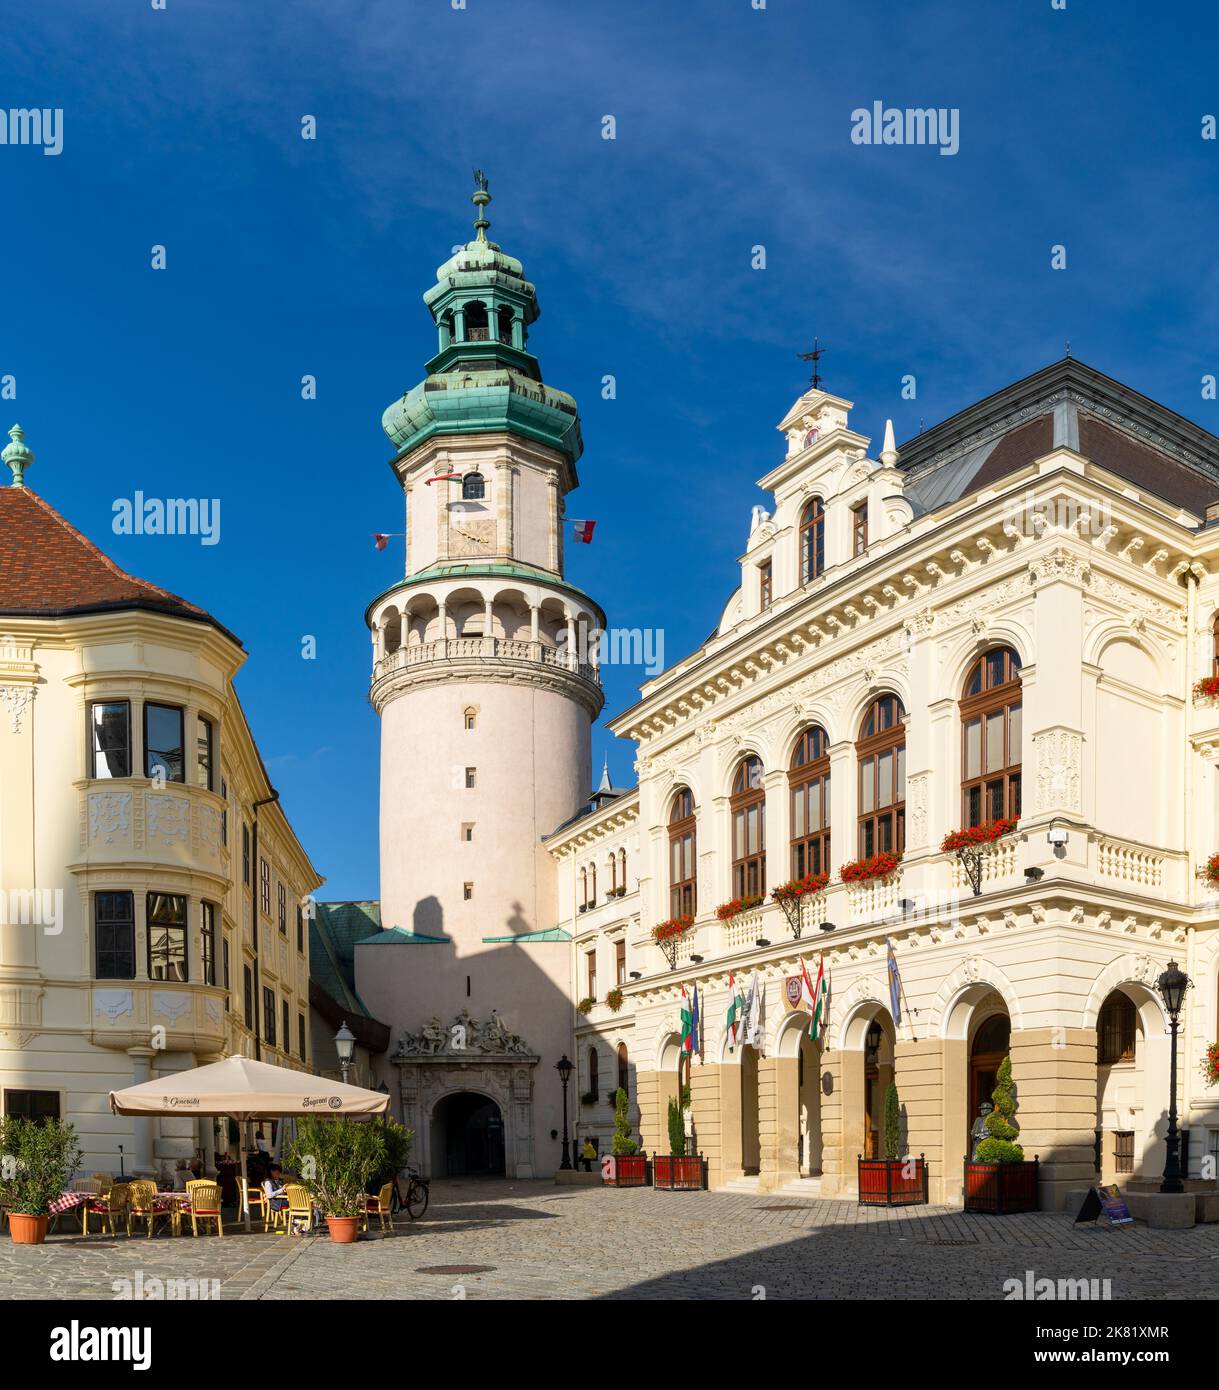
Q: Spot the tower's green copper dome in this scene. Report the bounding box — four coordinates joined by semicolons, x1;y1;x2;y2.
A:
382;173;583;466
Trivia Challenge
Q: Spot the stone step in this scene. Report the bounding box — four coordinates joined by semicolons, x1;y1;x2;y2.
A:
776;1176;824;1199
717;1176;763;1193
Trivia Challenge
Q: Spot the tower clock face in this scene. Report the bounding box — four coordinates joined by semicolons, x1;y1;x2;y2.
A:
449;519;495;556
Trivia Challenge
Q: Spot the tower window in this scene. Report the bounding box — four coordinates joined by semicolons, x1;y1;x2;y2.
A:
464;707;478;730
463;882;474;901
497;305;514;345
462;823;474;842
462;472;485;501
759;559;772;609
464;300;489;341
852;502;869;556
465;767;477;788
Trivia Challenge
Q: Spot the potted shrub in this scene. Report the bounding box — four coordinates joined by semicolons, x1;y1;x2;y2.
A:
0;1115;83;1245
839;851;902;886
653;1095;706;1191
368;1117;414;1197
963;1056;1040;1213
285;1115;386;1243
857;1082;927;1206
577;996;595;1015
605;986;624;1013
602;1088;648;1186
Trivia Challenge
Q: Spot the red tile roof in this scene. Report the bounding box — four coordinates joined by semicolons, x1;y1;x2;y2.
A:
0;485;236;641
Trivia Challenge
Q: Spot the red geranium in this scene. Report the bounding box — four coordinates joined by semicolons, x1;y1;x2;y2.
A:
771;872;830;904
941;817;1019;853
1205;852;1219;889
1194;675;1219;701
1203;1042;1219;1088
715;894;765;923
651;915;694;944
839;851;902;884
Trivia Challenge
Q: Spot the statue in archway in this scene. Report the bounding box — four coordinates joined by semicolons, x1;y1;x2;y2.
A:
970;1101;993;1160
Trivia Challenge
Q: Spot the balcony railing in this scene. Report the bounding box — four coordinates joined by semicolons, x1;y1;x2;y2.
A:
373;637;599;685
1096;837;1164;889
949;835;1020;894
848;873;901;925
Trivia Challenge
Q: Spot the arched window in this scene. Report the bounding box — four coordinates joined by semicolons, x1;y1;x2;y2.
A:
800;497;825;584
731;755;766;897
588;1047;599;1097
961;647;1022;826
462;472;486;501
590;863;597;904
609;852;617;896
1098;992;1136;1065
464;300;488;341
668;787;696;918
579;867;588;911
619;847;626;890
857;695;905;858
617;1042;629;1095
790;726;831;878
497;305;514;345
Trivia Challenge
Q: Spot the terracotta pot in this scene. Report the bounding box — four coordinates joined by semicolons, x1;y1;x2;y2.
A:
325;1215;360;1244
9;1213;49;1245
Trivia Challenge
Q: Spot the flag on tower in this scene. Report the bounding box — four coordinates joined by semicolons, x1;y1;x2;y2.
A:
725;973;745;1052
570;519;596;544
373;534;389;551
424;472;462;485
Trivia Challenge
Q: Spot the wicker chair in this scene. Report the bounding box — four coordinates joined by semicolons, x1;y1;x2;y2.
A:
186;1181;223;1237
127;1180;160;1238
362;1183;393;1233
270;1183;313;1235
239;1175;270;1232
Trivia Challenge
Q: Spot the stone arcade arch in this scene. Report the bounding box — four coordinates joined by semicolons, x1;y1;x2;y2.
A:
431;1090;506;1177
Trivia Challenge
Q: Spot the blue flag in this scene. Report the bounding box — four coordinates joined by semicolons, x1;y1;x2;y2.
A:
886;940;902;1027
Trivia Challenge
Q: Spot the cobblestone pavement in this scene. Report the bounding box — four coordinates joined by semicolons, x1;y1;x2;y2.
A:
7;1181;1219;1301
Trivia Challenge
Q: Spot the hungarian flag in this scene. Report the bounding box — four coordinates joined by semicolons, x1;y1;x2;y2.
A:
725;973;745;1052
803;954;828;1043
373;533;389;551
424;472;462;485
570;519;596;544
680;983;700;1056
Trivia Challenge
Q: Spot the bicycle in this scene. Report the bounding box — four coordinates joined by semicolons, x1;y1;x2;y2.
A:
390;1167;429;1220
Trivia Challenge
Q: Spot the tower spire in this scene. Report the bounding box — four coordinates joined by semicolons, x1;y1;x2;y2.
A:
472;168;491;242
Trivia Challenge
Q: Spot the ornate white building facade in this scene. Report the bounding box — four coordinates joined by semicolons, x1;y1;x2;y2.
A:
554;359;1219;1209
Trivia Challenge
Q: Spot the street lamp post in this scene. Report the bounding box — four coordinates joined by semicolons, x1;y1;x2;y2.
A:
1156;961;1190;1195
334;1020;356;1086
555;1055;574;1170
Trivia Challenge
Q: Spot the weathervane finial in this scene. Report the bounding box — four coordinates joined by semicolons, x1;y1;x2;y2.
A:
471;169;491;241
797;336;827;390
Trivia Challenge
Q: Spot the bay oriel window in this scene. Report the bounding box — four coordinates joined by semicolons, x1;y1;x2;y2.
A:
144;703;184;783
89;701;131;778
800;497;825;584
789;726;831;878
95;891;135;979
857;695;905;858
961;647;1022;825
147;893;188;982
730;755;766;898
668;787;696;918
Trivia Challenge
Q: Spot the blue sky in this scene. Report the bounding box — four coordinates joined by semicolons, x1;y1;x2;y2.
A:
4;0;1218;899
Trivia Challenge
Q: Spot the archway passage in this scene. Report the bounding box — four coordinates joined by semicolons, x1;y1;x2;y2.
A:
432;1092;506;1177
740;1045;761;1176
969;1013;1011;1143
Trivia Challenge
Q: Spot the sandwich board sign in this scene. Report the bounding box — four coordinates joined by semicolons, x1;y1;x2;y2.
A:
1074;1183;1134;1226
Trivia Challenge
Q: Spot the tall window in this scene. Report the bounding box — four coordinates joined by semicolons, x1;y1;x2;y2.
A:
260;858;270;916
588;1047;599;1098
462;472;485;500
95;891;135;979
961;646;1022;825
298;1014;307;1061
147;893;188;982
144;703;184;782
277;882;287;936
618;848;626;890
668;787;696;917
800;497;825;584
89;701;131;778
790;726;831;878
282;998;290;1051
586;949;597;998
263;988;277;1046
243;966;253;1029
609;852;617;896
759;559;772;609
195;715;214;790
242;824;250;884
296;903;305;953
223;937;231;1011
590;863;597;904
580;867;588;911
1099;993;1137;1065
857;694;905;858
851;502;868;556
201;902;217;986
615;939;626;985
617;1042;629;1095
220;778;228;846
730;755;766;897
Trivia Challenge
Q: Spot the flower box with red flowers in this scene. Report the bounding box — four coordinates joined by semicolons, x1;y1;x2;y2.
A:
1194;675;1219;702
1204;852;1219;889
651;915;694;944
771;872;830;905
714;894;765;923
1202;1042;1219;1088
606;987;624;1013
839;852;903;885
940;818;1019;854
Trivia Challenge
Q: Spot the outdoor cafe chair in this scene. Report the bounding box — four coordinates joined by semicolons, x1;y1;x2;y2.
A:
270;1183;312;1235
98;1181;129;1236
186;1181;223;1237
362;1183;393;1233
126;1180;160;1238
239;1175;270;1232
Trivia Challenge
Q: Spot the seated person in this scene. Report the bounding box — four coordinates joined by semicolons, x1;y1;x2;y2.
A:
580;1138;597;1172
262;1163;289;1219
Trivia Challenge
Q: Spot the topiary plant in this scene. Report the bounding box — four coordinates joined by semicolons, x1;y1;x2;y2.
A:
611;1087;637;1156
667;1096;686;1156
976;1055;1024;1163
883;1081;902;1161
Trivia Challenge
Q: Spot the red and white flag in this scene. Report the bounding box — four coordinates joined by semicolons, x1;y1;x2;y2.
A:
424;472;462;485
373;533;389;551
570;519;596;544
